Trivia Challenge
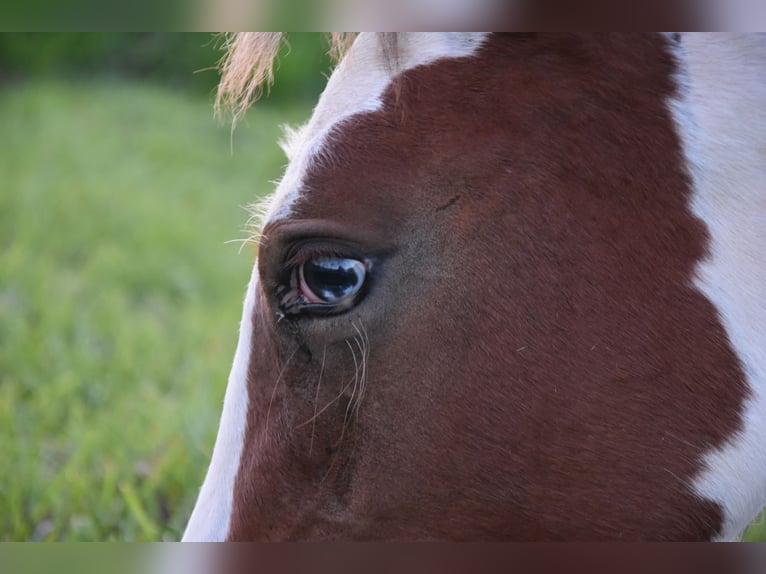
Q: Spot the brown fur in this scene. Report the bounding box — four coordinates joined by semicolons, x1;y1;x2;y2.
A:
228;33;747;540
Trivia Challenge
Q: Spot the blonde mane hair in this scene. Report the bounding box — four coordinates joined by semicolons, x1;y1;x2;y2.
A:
216;33;399;125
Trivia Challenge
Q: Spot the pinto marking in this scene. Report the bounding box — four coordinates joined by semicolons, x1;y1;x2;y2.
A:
670;33;766;540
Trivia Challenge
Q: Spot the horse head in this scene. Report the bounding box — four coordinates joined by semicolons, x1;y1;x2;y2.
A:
183;33;766;541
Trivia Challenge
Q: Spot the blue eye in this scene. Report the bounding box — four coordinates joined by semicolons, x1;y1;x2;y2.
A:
298;257;367;306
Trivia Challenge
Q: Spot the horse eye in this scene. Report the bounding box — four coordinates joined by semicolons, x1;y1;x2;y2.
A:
298;257;367;307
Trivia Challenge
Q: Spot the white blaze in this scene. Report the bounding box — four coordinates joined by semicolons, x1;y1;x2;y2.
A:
182;32;489;541
669;33;766;540
182;265;258;541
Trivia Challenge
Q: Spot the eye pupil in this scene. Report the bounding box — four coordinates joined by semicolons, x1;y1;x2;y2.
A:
301;257;366;305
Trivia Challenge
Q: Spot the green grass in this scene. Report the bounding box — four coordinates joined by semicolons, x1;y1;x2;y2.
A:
0;79;307;540
1;80;764;542
746;512;766;542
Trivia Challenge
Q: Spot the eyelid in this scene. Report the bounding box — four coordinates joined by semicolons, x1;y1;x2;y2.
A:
283;241;364;270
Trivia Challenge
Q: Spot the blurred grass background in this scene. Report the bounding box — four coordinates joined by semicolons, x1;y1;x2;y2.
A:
0;33;764;542
0;33;326;541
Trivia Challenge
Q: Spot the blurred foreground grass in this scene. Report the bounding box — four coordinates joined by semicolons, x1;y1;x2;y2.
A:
0;80;306;540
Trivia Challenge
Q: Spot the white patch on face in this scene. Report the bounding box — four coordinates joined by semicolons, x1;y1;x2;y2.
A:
669;33;766;540
182;33;489;541
182;265;258;542
265;32;489;224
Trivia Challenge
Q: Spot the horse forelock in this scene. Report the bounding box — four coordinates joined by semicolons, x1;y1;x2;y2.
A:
217;32;404;126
